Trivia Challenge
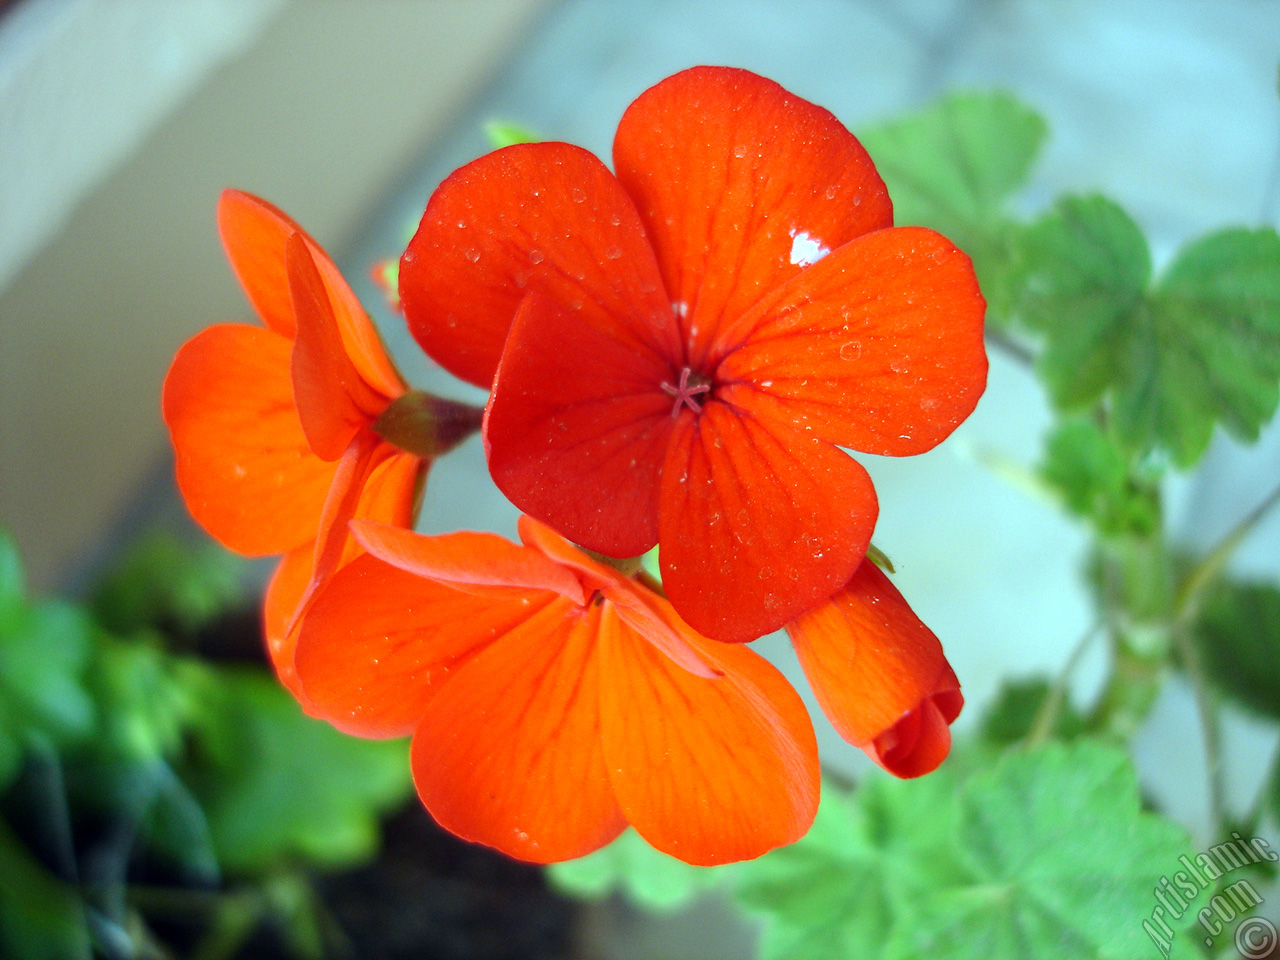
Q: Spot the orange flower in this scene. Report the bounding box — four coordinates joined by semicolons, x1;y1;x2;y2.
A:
293;515;820;865
785;560;962;778
162;190;481;693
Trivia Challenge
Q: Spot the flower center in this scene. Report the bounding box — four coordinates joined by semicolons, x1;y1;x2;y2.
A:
660;367;713;418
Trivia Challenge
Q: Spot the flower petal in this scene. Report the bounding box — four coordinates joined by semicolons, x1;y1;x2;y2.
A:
411;598;627;863
485;292;676;557
659;397;877;641
865;663;962;778
399;142;677;388
295;555;557;739
598;606;819;865
613;66;892;370
352;519;585;604
286;233;393;460
717;226;988;456
162;324;334;555
216;189;404;397
263;452;423;698
784;560;962;778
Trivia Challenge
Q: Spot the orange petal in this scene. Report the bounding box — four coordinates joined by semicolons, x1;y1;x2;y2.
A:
216;189;404;397
485;291;676;558
163;324;334;555
785;560;962;777
516;516;718;679
262;452;422;699
286;233;392;460
263;543;316;702
410;598;627;862
352;520;586;604
718;227;988;456
613;66;892;371
295;554;557;738
598;605;819;865
399;142;677;388
659;398;877;642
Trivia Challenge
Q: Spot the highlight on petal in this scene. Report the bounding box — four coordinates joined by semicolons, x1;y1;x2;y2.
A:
216;189;404;397
399;142;677;388
162;323;335;555
286;233;393;460
718;226;988;456
659;398;877;641
598;605;819;865
486;292;677;558
410;599;627;863
295;554;558;739
613;66;892;369
784;559;962;777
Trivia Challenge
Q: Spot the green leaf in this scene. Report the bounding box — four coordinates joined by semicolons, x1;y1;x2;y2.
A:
1023;202;1280;465
736;746;1201;960
0;818;91;960
890;743;1202;960
186;669;411;873
0;598;95;786
548;829;729;911
484;120;538;149
85;637;205;762
1195;577;1280;718
90;532;244;635
1122;228;1280;463
1040;418;1161;538
859;92;1048;325
1019;194;1151;409
978;677;1087;745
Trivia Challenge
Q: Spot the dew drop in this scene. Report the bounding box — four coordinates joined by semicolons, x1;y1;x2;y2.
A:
605;246;623;260
758;565;773;580
824;185;838;200
733;144;748;158
838;340;863;361
571;187;587;203
529;249;545;264
464;248;480;263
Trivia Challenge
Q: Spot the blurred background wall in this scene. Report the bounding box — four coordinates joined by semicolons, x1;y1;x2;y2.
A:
0;0;548;591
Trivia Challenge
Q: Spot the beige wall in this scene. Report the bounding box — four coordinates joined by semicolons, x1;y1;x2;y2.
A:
0;0;548;589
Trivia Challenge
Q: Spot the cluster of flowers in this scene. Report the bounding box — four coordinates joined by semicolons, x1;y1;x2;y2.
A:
163;67;987;865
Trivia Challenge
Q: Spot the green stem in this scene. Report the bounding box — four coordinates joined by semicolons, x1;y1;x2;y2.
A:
1025;619;1103;747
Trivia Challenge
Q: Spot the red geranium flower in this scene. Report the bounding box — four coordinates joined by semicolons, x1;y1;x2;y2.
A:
399;66;988;642
786;559;963;778
163;190;481;692
294;515;820;865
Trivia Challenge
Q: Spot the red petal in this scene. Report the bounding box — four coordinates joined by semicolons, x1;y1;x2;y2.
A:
216;189;404;397
296;555;558;738
485;292;676;557
286;233;393;460
400;142;677;388
613;66;892;371
598;606;819;865
785;560;962;777
352;519;586;604
717;227;988;456
659;397;877;641
411;598;627;862
163;324;333;555
866;666;962;778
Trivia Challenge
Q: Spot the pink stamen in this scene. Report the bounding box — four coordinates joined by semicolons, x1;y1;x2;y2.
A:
660;367;712;418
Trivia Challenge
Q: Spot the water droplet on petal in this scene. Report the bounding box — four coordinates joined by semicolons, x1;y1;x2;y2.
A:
733;144;748;158
529;249;545;264
839;340;863;361
605;246;623;260
464;248;480;263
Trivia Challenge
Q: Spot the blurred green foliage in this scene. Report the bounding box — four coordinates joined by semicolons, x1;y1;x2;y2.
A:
0;531;414;959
